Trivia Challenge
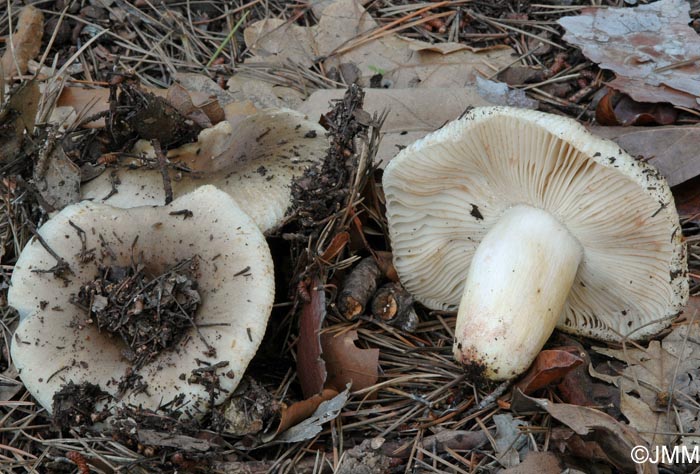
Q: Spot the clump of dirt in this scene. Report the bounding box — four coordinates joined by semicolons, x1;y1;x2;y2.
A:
72;256;201;370
102;71;201;151
52;381;111;431
287;84;371;239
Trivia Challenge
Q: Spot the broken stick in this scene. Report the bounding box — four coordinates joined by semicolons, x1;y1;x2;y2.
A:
371;282;418;332
337;256;381;319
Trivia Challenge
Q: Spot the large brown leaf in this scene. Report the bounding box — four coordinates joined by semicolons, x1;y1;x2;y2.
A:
559;0;700;109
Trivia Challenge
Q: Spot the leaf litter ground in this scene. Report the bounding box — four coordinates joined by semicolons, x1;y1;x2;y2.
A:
2;1;700;473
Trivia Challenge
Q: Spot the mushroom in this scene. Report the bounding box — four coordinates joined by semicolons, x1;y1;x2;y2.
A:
81;108;327;232
382;106;688;381
10;185;274;415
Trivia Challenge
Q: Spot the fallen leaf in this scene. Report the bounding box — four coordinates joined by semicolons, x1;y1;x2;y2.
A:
501;451;562;474
554;336;620;416
319;231;349;262
173;72;238;106
0;80;40;163
297;276;328;398
1;6;44;77
595;90;678;126
300;87;495;165
513;392;657;474
549;427;615;467
493;413;529;468
515;348;584;395
34;145;81;211
224;378;280;436
385;430;488;459
589;125;700;187
0;367;23;402
320;329;378;392
594;322;700;448
56;86;167;128
270;388;337;441
276;386;349;443
674;177;700;219
137;430;214;451
226;74;306;110
559;0;700;109
244;0;514;89
476;77;538;109
166;83;224;128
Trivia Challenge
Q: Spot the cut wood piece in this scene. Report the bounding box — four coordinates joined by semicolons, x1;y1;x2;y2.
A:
337;257;381;319
371;282;418;332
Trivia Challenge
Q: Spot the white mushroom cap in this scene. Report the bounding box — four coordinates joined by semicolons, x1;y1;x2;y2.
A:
81;108;327;232
383;107;687;345
10;185;274;415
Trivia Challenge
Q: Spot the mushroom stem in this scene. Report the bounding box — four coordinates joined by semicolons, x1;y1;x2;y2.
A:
453;205;583;380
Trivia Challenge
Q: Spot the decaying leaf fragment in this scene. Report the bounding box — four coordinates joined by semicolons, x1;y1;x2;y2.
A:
1;6;44;77
594;323;700;448
513;392;657;474
275;387;349;443
320;330;379;392
559;0;700;109
244;0;514;89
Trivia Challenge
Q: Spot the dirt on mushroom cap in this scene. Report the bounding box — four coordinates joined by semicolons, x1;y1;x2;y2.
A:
9;186;275;415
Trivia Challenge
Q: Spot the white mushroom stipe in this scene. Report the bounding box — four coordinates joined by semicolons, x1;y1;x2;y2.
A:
455;205;583;380
383;106;688;381
9;186;274;415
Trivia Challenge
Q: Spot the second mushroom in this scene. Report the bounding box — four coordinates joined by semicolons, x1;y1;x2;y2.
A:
383;107;687;381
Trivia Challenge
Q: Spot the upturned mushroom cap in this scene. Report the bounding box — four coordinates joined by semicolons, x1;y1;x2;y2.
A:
10;185;274;415
383;106;687;342
81;108;327;232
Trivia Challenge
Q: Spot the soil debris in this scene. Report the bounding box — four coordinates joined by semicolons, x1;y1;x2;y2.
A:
72;256;201;370
51;381;110;431
102;71;201;151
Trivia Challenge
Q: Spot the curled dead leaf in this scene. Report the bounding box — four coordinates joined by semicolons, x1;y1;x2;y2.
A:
515;347;584;395
513;392;657;474
595;90;677;126
320;329;378;393
1;6;44;77
560;0;700;109
297;276;327;398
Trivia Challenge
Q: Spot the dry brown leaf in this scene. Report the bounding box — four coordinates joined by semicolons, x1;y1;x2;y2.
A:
589;125;700;187
514;393;657;474
300;87;495;165
501;452;562;474
274;388;338;437
594;322;700;448
595;90;678;126
244;0;514;89
515;348;584;395
34;145;81;211
476;77;538;109
0;80;40;163
674;179;700;219
297;277;328;398
559;0;700;109
57;87;167;128
173;72;238;106
226;74;306;110
1;6;44;77
275;387;349;443
320;329;378;392
0;367;22;402
166;83;224;128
